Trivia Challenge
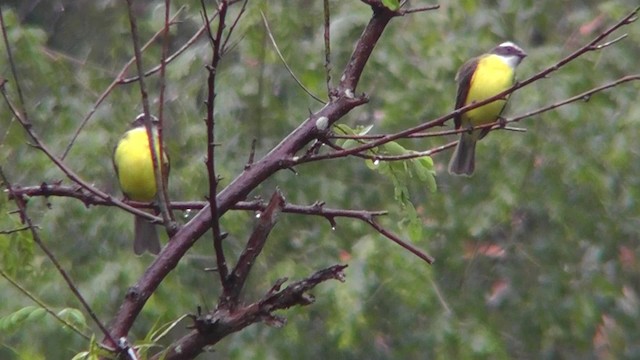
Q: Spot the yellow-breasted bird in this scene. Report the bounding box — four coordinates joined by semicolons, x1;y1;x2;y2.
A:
113;113;169;255
448;41;527;176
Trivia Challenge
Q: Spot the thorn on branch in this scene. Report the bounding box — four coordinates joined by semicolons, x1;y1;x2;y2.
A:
262;314;287;328
266;277;289;297
327;217;337;230
311;201;325;210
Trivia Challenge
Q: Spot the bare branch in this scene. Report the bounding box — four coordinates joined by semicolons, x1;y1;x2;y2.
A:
156;264;347;360
366;218;435;264
507;74;640;125
8;184;389;224
125;0;172;239
0;6;28;120
221;0;248;53
323;0;332;95
221;190;286;307
157;0;176;236
201;0;230;288
398;4;440;15
118;6;218;84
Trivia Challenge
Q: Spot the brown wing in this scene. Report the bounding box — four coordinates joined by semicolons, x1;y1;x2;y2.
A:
453;56;479;129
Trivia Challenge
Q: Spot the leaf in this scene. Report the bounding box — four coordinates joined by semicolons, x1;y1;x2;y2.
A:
381;141;407;156
357;124;374;135
8;306;38;326
26;307;47;322
57;308;87;328
381;0;400;11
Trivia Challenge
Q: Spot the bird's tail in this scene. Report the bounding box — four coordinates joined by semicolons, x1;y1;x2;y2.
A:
448;133;477;176
134;214;161;255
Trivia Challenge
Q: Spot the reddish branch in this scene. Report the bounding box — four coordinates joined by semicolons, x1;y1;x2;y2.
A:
124;0;173;238
7;184;390;232
221;190;285;307
202;0;231;292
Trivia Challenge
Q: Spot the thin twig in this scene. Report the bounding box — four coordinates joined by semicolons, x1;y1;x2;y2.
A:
119;6;216;84
221;0;248;53
0;225;31;234
0;6;28;121
399;4;440;15
125;0;172;238
507;74;640;124
260;11;326;104
323;0;332;95
0;269;92;341
366;218;434;264
157;0;176;232
201;0;230;287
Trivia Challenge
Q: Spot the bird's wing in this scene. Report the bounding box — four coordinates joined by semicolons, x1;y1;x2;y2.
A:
454;56;479;129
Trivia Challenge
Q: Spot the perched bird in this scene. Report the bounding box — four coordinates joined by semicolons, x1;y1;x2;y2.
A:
113;113;169;255
448;41;527;176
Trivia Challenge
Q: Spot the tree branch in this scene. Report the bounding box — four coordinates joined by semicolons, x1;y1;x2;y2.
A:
221;190;285;307
154;264;347;360
104;3;393;345
201;0;231;293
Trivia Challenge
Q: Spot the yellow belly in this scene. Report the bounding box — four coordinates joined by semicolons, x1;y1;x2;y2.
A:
114;127;164;201
464;54;515;127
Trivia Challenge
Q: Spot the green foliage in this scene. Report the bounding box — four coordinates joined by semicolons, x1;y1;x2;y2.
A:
381;0;401;11
1;0;640;359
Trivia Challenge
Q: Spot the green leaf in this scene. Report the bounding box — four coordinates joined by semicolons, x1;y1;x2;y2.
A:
381;0;400;11
380;141;407;156
57;308;87;328
26;307;47;322
9;306;38;326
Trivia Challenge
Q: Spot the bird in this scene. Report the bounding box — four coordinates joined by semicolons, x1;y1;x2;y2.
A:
112;113;169;255
448;41;527;176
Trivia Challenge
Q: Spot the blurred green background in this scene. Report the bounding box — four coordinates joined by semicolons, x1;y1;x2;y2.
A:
1;0;639;359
